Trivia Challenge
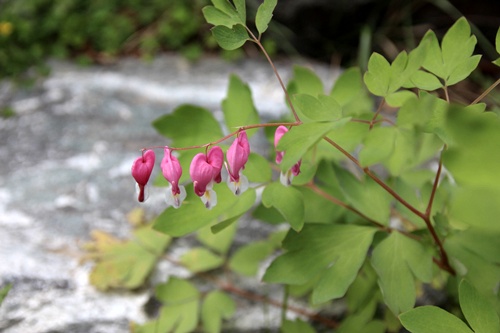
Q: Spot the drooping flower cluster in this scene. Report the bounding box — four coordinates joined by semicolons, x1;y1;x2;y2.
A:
274;126;301;186
131;127;301;208
131;131;251;209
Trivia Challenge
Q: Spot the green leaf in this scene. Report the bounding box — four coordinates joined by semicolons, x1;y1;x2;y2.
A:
400;306;474;333
197;221;237;254
292;94;342;122
277;120;350;172
229;241;274;276
154;186;256;236
405;70;443;90
281;319;316;333
422;18;480;86
255;0;277;35
371;232;433;315
459;280;500;333
0;284;12;306
262;182;304;231
202;291;236;333
385;90;416;107
211;24;249;50
287;65;324;96
233;0;246;23
180;247;224;273
202;6;235;28
334;166;392;224
330;67;363;106
154;278;200;333
222;74;260;135
445;229;500;306
152;104;223;147
496;27;500;54
363;52;391;96
244;152;272;183
338;300;386;333
211;0;243;24
359;126;397;167
263;224;376;304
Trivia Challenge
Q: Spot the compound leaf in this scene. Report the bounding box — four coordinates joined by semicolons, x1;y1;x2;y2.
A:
263;224;376;304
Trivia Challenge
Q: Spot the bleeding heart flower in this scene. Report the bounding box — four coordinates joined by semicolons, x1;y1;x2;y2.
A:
274;126;301;186
226;131;250;195
131;149;155;202
189;146;223;209
161;148;186;208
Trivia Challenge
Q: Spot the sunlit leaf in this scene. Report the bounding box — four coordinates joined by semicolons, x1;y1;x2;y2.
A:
364;52;391;96
263;224;376;304
86;227;170;291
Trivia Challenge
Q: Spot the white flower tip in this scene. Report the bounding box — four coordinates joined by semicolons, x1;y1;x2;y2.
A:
201;189;217;209
280;171;293;187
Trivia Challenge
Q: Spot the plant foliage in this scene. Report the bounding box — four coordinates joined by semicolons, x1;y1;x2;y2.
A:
84;1;500;331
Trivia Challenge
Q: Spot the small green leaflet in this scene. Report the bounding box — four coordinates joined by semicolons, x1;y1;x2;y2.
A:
154;185;256;236
359;126;397;167
494;27;500;66
292;94;342;122
263;224;377;304
155;278;200;333
286;65;324;96
152;104;223;148
262;182;304;231
422;17;481;86
222;74;260;136
400;306;473;333
281;319;317;333
180;247;224;273
197;221;237;254
229;241;274;276
400;280;500;333
459;279;500;333
0;284;12;306
211;24;249;50
255;0;277;36
277;119;350;172
371;232;433;315
202;291;236;333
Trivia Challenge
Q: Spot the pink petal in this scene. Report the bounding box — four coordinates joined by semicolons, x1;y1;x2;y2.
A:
161;148;182;195
207;146;224;184
131;150;155;186
190;153;216;196
274;126;288;164
227;131;250;181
